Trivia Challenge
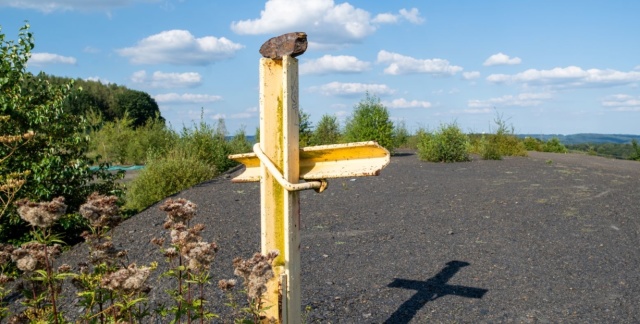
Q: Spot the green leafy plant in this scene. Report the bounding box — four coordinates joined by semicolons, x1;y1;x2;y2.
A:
343;93;396;151
124;148;216;212
417;123;470;162
152;198;219;323
542;137;568;153
523;136;544;151
0;23;122;245
311;114;341;146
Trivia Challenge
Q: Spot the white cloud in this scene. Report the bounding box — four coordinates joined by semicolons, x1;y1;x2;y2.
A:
230;107;259;119
131;70;202;88
154;93;222;104
468;92;553;108
399;8;425;24
84;76;111;84
117;30;244;65
0;0;160;13
372;13;398;24
486;66;640;87
463;108;494;114
383;98;432;109
483;52;522;66
28;53;76;66
83;46;100;54
231;0;374;44
377;50;463;76
601;94;640;111
300;55;371;75
373;8;424;24
231;1;422;46
309;81;395;97
463;71;481;80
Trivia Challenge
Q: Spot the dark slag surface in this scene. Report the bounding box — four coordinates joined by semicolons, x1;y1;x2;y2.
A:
47;151;640;323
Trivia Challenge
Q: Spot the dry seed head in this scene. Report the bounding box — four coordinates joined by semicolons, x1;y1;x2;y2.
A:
79;192;120;228
159;198;197;224
0;243;15;264
101;263;151;294
218;279;237;291
16;197;67;228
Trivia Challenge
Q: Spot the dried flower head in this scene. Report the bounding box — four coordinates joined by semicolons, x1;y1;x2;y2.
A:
233;250;279;300
101;263;151;294
218;279;237;291
89;240;126;264
185;241;218;272
159;198;197;224
11;242;62;272
15;197;67;228
0;243;15;265
150;237;165;246
79;192;121;228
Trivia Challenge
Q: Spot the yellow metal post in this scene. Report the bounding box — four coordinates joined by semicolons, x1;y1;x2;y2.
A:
259;55;301;323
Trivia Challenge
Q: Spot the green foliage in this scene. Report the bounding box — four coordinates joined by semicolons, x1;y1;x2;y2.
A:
298;109;313;147
180;117;235;172
124;149;216;211
523;136;544;151
88;113;176;165
417;123;470;163
343;93;396;151
392;121;410;150
47;75;164;127
568;140;640;160
630;139;640;161
124;115;241;212
0;23;121;244
479;135;502;160
228;127;253;154
311;114;341;145
542;137;568;153
472;113;527;160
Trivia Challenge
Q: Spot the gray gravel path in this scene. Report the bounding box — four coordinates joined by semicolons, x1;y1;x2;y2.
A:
20;151;640;323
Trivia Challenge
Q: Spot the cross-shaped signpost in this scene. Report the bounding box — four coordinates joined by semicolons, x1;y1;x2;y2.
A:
229;32;390;323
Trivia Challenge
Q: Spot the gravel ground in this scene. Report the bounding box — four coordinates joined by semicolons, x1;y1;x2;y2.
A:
9;151;640;323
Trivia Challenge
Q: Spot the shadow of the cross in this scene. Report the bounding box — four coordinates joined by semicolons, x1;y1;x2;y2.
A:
385;260;488;324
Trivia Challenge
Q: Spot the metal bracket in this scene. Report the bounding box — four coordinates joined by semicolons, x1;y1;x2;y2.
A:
253;143;328;193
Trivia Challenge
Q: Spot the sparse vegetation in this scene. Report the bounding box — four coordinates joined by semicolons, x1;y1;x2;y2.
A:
343;93;396;152
417;123;470;163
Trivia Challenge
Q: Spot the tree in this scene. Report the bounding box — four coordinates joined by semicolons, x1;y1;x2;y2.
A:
343;93;396;151
113;89;161;127
298;109;313;147
311;114;341;145
0;23;121;243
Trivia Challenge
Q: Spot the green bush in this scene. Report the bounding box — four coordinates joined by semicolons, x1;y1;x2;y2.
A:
417;123;470;162
228;127;253;154
124;148;216;211
392;121;410;150
88;113;176;165
311;114;341;145
180;117;235;172
523;136;544;151
343;93;396;151
0;24;121;244
542;137;568;153
480;135;502;160
479;113;527;159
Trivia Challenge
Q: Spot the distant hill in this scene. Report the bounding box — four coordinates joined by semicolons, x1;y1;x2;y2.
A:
517;134;640;145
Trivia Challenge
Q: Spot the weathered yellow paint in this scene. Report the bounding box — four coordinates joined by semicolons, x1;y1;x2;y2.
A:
258;56;301;323
229;141;390;183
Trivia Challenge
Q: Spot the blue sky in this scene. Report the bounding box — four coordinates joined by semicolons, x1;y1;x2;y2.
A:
1;0;639;135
